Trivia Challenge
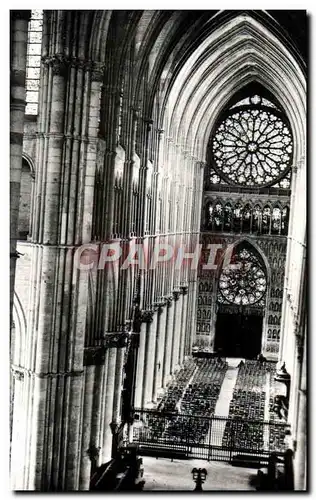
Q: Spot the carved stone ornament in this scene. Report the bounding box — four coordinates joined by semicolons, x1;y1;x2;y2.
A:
42;54;69;77
91;61;105;82
180;284;189;295
86;444;100;461
141;309;154;323
166;295;174;307
104;333;129;348
11;367;24;381
154;298;167;313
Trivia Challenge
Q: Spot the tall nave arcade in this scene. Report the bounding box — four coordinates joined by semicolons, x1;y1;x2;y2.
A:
10;9;307;491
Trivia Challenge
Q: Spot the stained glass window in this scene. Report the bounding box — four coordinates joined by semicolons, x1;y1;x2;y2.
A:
207;203;213;228
273;170;291;189
218;245;267;306
26;10;43;115
242;204;251;232
205;200;289;235
271;206;282;234
213;202;223;231
252;204;261;233
262;206;271;234
232;202;242;232
211;95;293;187
224;203;232;231
281;206;290;235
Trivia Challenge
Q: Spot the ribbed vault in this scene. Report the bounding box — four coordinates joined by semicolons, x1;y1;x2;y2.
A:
158;13;306;163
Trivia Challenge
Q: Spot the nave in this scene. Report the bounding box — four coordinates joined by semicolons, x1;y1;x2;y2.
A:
9;8;306;491
132;357;288;455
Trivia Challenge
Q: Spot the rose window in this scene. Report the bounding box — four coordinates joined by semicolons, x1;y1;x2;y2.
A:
211;96;293;187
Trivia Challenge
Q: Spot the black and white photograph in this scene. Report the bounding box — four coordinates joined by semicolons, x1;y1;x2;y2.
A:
8;7;307;492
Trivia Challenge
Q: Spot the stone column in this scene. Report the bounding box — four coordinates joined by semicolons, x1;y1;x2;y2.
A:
178;286;188;364
170;290;181;374
162;297;174;387
79;366;95;490
142;310;156;407
293;328;306;491
101;348;117;464
134;321;147;408
152;301;165;402
20;47;90;490
97;350;109;464
154;300;168;395
188;280;198;354
112;347;124;422
10;10;31;321
10;369;26;490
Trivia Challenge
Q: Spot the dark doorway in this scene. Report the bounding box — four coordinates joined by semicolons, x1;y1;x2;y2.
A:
215;312;263;358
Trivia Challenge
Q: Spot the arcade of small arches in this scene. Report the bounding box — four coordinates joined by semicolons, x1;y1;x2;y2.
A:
203;200;290;235
10;9;306;492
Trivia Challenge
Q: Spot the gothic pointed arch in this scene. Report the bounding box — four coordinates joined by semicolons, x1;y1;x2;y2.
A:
216;238;270;299
12;292;27;367
217;242;267;307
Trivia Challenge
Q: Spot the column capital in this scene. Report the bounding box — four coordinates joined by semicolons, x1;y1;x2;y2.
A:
91;61;105;82
11;366;24;381
143;117;154;128
165;295;173;307
180;284;189;295
141;309;154;323
154;298;167;313
86;444;101;461
42;54;69;77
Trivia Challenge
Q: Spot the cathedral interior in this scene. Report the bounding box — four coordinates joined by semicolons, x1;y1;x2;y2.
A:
10;9;307;491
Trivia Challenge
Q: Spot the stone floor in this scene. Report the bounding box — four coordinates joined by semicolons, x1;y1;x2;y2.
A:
142;456;258;491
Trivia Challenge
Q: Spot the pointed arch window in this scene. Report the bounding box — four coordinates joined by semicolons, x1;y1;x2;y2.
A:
213;202;223;231
218;244;267;306
18;157;34;239
223;203;232;231
242;203;252;233
232;202;242;232
271;206;282;235
206;202;213;229
26;10;43;115
262;205;271;234
281;206;290;235
252;205;261;234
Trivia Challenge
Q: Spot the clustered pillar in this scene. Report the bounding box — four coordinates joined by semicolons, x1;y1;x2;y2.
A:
11;10;205;491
